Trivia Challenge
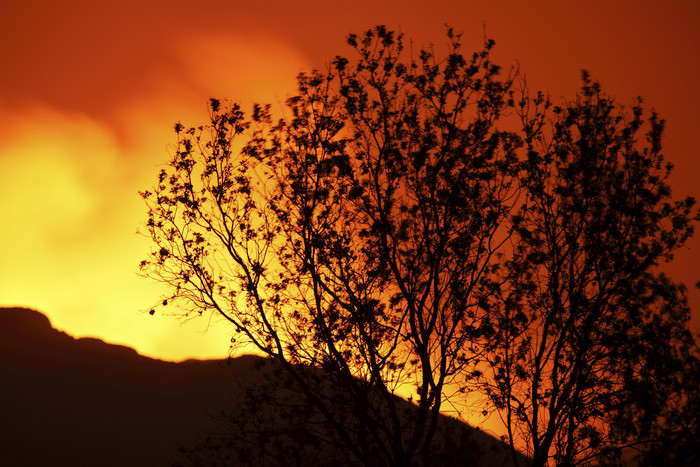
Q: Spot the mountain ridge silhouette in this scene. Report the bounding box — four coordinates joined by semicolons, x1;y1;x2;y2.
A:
0;307;259;466
0;307;519;466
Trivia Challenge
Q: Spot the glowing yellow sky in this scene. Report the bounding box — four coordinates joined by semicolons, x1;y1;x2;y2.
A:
1;1;698;366
0;29;309;361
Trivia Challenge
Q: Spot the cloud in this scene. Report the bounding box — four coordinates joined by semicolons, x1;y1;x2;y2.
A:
0;105;236;360
0;31;310;361
173;31;308;107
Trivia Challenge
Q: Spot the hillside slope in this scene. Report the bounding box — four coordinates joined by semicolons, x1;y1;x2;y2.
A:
0;307;519;466
0;307;257;466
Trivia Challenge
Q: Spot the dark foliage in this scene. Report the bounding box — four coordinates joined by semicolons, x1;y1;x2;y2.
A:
141;26;519;466
479;74;699;465
140;26;699;466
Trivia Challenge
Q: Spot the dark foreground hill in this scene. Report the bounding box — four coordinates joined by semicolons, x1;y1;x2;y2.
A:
0;307;259;466
0;307;518;466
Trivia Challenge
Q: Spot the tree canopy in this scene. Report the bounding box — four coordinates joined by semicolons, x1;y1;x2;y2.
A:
140;26;699;466
480;75;698;465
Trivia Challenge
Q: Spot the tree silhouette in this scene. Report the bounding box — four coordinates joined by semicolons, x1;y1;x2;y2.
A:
141;26;519;466
479;74;699;465
140;26;699;466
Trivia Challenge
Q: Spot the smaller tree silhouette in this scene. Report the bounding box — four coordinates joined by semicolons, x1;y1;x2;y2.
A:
479;74;699;466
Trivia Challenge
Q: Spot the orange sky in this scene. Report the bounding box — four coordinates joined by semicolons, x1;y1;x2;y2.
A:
1;1;698;368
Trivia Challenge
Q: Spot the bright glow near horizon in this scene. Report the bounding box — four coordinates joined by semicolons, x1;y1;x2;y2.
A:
0;33;308;362
0;1;698;368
